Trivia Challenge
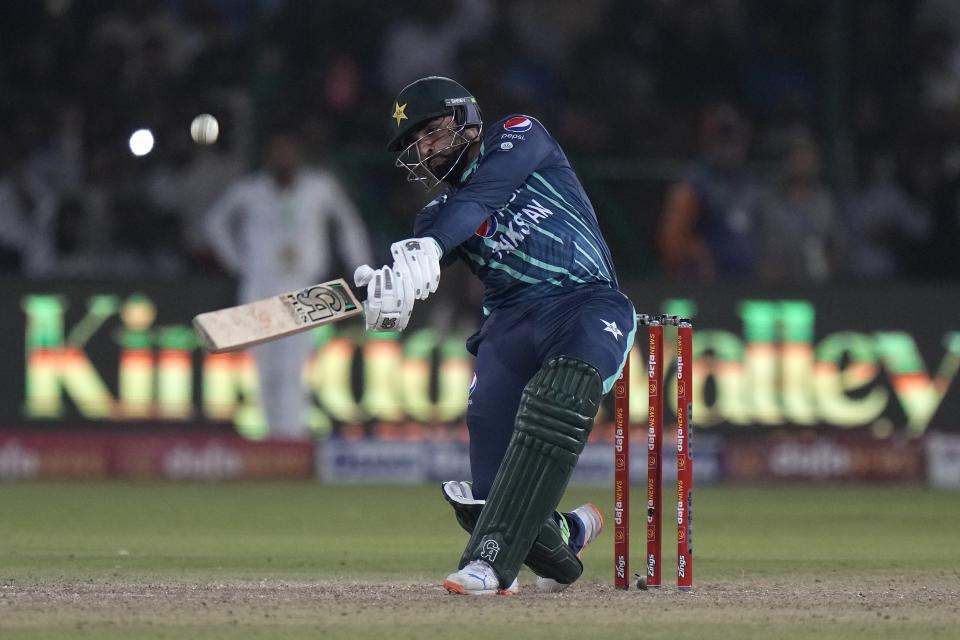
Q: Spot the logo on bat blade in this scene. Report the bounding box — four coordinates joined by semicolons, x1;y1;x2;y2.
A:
285;285;351;325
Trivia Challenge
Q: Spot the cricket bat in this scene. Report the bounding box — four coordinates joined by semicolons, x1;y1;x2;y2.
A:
192;278;362;353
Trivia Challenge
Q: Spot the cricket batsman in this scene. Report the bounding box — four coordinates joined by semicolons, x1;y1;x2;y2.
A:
353;76;636;595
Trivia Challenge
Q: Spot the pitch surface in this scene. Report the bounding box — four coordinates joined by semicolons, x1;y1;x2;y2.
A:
1;483;958;639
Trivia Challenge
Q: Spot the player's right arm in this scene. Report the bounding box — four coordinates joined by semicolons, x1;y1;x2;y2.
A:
360;117;557;332
416;117;558;256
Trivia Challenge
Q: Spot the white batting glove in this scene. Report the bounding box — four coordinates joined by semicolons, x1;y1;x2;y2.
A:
390;237;442;300
353;264;414;332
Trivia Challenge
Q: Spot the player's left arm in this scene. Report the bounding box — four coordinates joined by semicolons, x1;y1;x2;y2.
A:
353;234;442;333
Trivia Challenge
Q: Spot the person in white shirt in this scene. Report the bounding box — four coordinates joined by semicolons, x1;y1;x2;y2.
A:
203;128;373;439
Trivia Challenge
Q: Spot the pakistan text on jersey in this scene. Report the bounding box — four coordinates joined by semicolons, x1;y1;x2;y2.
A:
483;198;555;253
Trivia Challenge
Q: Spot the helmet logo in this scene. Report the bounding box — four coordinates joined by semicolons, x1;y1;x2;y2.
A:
393;102;408;127
503;116;532;132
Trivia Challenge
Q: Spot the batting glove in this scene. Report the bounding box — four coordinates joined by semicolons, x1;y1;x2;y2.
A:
390;237;442;300
354;263;413;332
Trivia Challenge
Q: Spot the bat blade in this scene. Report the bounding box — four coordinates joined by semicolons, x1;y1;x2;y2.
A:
192;278;362;353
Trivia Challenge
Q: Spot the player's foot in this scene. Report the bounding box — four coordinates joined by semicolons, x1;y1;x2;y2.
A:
443;560;519;596
536;503;604;593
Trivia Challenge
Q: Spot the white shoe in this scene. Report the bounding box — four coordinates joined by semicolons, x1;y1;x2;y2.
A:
536;503;605;593
443;560;519;596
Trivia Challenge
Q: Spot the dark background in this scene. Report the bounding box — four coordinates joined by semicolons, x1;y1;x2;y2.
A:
1;0;959;281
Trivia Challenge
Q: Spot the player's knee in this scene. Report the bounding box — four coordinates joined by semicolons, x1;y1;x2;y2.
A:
515;356;602;457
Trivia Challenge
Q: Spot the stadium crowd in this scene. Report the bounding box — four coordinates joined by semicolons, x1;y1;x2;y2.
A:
1;0;959;283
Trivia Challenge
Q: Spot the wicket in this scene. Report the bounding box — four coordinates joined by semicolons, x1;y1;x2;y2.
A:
614;314;693;591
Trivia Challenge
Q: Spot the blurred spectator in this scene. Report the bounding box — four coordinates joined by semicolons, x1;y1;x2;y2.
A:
657;104;758;281
756;131;841;283
0;139;61;275
0;163;33;273
379;0;493;92
90;0;201;90
203;127;373;439
847;153;931;280
914;24;960;118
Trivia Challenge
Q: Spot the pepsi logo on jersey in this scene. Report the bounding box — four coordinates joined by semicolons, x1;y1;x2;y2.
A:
474;216;499;238
503;116;533;133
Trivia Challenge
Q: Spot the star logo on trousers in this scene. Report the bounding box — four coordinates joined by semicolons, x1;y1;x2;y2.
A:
601;319;623;340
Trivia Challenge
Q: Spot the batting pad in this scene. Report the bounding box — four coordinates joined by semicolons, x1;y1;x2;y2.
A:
458;356;602;587
442;481;584;584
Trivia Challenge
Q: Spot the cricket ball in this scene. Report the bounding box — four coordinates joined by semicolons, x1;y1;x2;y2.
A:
190;114;220;145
